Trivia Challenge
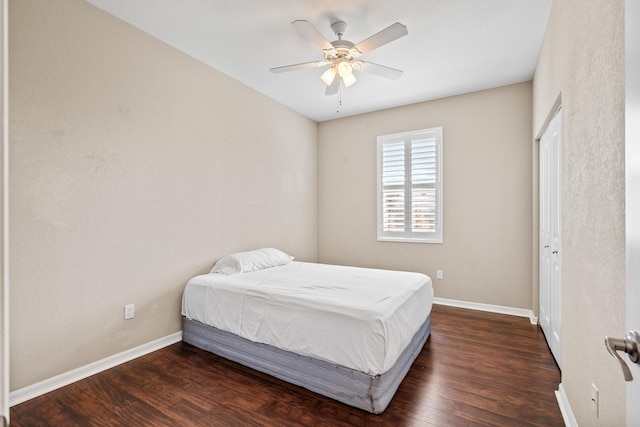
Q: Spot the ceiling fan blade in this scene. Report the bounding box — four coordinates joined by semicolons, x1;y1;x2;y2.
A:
270;61;328;73
353;22;408;54
357;61;403;79
325;77;339;95
292;20;334;51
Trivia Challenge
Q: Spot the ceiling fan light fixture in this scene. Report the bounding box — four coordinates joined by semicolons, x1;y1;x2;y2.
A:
321;66;337;86
342;72;357;87
337;61;353;78
323;48;338;60
348;47;362;58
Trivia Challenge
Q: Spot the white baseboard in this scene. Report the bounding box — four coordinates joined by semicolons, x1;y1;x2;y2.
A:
555;383;577;427
9;331;182;407
433;297;538;325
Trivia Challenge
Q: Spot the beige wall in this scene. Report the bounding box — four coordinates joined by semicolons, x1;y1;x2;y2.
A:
318;82;533;309
9;0;317;390
532;0;626;425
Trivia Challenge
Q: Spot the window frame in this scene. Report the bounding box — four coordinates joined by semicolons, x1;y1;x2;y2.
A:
376;127;443;244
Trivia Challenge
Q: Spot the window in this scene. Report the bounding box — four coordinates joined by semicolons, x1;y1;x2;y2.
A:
377;127;443;243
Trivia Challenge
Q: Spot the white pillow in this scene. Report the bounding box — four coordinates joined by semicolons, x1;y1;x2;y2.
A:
210;248;293;275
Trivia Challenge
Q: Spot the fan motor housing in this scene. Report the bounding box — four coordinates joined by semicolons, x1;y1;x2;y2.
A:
325;41;359;63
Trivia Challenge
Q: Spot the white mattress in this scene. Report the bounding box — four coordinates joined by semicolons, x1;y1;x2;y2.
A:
181;261;433;375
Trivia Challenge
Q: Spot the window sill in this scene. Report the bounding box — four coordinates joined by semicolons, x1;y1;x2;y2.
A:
377;236;443;244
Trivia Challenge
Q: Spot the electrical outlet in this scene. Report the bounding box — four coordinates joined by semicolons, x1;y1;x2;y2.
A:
124;304;135;320
591;383;599;417
436;270;443;280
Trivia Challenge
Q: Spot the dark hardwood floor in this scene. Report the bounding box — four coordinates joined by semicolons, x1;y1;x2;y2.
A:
10;305;563;426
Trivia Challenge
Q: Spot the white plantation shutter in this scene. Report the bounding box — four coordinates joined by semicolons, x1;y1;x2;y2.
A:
377;128;443;243
380;138;406;232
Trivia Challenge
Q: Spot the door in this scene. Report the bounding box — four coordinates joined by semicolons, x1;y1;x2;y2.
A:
539;123;551;337
539;108;562;368
626;0;640;423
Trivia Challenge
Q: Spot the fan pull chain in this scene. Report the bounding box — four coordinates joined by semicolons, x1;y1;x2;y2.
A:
337;86;342;114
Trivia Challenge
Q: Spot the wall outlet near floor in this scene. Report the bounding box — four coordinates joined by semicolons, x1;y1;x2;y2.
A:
591;383;599;417
436;270;443;280
124;304;135;320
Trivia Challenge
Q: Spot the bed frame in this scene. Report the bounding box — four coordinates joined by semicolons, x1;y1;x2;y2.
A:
182;314;431;414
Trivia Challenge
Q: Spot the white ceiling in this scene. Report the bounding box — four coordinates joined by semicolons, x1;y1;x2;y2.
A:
85;0;552;122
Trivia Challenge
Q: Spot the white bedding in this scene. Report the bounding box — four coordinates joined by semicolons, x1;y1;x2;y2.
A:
181;261;433;375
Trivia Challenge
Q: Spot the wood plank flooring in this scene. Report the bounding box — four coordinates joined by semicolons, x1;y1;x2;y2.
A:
10;304;564;426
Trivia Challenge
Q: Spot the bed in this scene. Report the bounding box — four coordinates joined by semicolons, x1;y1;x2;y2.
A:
181;248;434;413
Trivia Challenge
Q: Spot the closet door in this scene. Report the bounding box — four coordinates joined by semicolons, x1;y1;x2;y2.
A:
539;124;551;338
539;108;562;368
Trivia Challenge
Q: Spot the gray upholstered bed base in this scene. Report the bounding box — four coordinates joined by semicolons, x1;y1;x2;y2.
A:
182;314;431;414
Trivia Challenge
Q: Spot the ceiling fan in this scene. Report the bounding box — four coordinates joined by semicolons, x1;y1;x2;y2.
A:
270;20;408;95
